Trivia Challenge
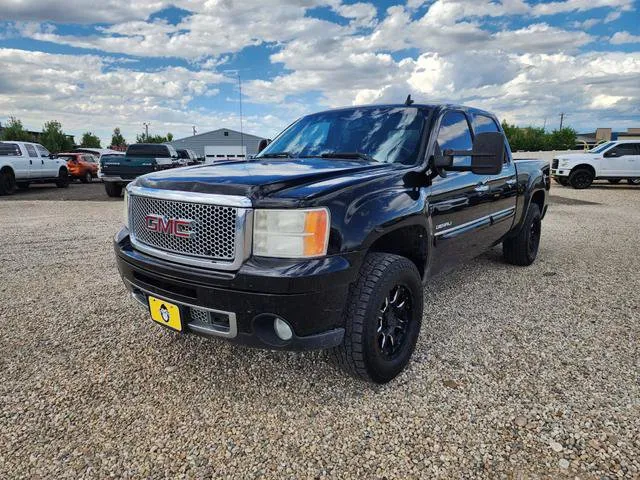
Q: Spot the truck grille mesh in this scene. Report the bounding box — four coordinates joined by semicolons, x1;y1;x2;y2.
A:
129;194;237;261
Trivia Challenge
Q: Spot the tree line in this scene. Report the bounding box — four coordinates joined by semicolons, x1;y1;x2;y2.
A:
501;121;578;151
0;116;174;153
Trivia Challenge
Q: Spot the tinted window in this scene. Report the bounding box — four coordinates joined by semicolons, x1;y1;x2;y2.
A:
0;143;21;156
25;144;38;157
177;149;189;159
259;107;427;165
36;144;50;157
590;142;614;153
472;114;500;134
58;155;79;161
126;144;170;157
608;144;639;156
436;111;472;166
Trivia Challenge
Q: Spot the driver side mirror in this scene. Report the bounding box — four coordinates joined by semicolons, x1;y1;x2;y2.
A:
258;139;271;153
434;132;505;175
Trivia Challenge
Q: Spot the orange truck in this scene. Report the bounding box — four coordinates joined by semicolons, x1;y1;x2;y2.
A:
58;152;98;183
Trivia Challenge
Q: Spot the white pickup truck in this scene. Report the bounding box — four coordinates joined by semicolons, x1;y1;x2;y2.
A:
0;141;70;195
551;140;640;189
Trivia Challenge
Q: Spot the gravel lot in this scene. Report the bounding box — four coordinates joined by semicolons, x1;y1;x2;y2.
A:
1;182;638;478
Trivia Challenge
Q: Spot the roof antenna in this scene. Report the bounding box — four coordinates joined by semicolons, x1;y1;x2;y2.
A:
405;94;414;106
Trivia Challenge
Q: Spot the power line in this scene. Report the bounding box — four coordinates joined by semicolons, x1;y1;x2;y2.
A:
143;122;150;141
559;113;567;130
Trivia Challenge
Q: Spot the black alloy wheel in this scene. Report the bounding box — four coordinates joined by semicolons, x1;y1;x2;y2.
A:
376;285;413;360
569;169;593;189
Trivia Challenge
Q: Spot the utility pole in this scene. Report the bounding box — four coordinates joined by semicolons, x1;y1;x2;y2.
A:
143;122;150;141
224;70;245;159
192;125;197;136
559;113;566;130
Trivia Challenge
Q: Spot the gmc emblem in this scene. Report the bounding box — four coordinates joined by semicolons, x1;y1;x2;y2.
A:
145;214;194;238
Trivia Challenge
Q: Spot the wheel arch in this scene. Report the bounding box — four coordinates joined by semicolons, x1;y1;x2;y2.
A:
366;223;430;280
570;163;596;177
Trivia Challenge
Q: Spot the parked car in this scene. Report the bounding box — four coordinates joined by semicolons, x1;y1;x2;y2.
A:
72;148;125;161
176;148;200;166
58;152;98;183
0;141;70;194
551;140;640;188
99;143;179;197
114;103;550;383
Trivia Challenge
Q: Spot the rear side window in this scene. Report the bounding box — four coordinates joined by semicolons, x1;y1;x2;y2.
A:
0;143;22;156
25;144;38;157
126;144;170;157
436;111;473;167
472;114;500;134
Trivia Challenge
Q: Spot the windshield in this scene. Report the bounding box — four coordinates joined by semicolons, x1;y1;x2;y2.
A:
127;144;171;157
590;142;614;153
258;107;427;165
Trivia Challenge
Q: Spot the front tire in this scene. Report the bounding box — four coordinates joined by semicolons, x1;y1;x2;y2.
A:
0;168;17;195
628;178;640;186
104;182;123;197
503;203;542;266
332;253;423;384
56;169;70;188
569;168;594;189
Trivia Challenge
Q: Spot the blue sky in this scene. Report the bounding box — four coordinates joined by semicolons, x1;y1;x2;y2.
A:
0;0;638;146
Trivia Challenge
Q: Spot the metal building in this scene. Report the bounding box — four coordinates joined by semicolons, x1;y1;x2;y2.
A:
168;128;266;158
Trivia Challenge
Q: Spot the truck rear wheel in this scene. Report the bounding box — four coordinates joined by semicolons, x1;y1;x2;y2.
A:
569;168;593;189
331;253;423;384
0;168;17;195
503;203;541;266
105;182;123;197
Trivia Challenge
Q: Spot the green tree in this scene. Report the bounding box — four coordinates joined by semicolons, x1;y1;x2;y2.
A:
0;116;34;141
136;132;174;143
80;131;101;148
548;128;577;150
501;121;576;151
40;120;74;154
110;127;127;149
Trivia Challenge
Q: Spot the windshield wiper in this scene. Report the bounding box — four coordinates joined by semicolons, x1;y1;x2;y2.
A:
258;152;292;158
320;151;375;162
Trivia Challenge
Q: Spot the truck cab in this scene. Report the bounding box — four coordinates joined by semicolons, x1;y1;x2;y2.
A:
552;140;640;188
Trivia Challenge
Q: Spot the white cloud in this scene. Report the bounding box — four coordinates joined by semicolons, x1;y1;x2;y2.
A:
604;10;623;23
611;31;640;45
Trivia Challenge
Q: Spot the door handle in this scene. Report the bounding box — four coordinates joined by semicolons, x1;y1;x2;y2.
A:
29;160;33;165
474;184;490;192
41;159;44;165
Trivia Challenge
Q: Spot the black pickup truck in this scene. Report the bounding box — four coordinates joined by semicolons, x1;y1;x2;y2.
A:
115;103;549;383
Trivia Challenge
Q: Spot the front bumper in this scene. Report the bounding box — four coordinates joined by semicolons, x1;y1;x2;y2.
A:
551;168;569;177
114;228;360;351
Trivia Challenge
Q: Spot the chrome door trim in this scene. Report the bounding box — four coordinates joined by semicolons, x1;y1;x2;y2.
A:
434;206;515;238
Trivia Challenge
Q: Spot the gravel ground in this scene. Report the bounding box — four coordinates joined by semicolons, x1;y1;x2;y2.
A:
0;183;638;478
1;181;120;202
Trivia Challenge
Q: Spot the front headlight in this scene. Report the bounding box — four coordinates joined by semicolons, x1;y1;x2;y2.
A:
253;208;330;258
123;188;129;228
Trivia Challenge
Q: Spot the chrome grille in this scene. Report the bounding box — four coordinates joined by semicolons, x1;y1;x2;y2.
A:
552;158;559;169
129;194;237;261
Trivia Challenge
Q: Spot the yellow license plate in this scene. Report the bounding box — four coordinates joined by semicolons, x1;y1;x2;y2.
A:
148;296;182;331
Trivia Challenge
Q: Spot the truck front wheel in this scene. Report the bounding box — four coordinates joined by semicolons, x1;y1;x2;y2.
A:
332;253;423;384
569;168;593;189
503;203;541;266
105;182;123;197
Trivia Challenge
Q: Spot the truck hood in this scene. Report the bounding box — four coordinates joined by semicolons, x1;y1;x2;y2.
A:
135;158;394;203
555;153;600;162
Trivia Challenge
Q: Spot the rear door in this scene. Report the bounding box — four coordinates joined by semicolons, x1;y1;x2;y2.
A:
24;144;40;178
429;110;493;272
0;142;30;179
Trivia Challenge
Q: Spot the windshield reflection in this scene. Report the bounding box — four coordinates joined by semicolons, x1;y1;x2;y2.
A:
258;107;428;165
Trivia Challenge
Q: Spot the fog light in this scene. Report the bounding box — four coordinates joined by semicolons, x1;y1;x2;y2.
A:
273;317;293;341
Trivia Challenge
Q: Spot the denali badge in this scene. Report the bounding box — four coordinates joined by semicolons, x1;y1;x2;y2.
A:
145;214;194;238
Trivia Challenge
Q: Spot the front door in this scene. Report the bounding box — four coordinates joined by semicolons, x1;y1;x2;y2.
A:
429;111;495;273
36;144;57;177
601;143;638;176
